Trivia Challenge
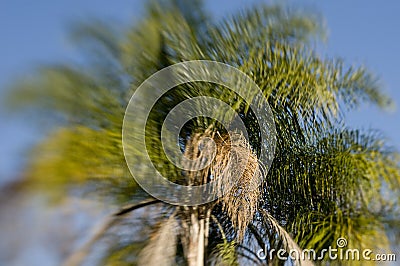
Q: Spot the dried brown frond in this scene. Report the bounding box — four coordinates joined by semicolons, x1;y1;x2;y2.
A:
183;127;263;241
182;127;217;186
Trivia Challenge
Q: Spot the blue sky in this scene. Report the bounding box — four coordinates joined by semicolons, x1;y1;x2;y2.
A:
0;0;399;181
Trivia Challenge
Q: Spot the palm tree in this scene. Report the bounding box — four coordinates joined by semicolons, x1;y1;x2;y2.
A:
8;1;399;265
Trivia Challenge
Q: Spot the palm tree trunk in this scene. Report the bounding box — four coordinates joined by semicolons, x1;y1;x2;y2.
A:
187;212;204;266
184;207;211;266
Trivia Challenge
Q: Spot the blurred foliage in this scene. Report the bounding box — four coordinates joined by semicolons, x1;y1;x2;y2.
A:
7;0;400;265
